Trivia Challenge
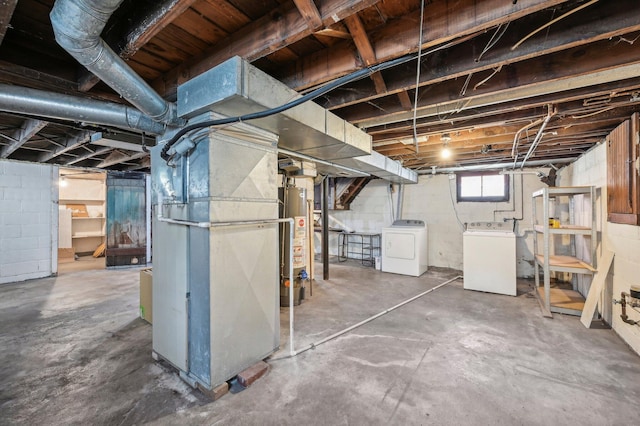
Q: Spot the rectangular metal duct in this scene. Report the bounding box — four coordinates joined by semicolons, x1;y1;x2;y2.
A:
314;151;418;184
177;56;371;161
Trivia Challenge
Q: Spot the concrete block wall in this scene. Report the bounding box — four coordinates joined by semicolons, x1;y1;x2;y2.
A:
0;160;58;284
328;173;546;275
558;142;640;355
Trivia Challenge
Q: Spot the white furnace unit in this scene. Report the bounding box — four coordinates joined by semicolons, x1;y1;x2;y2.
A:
463;221;516;296
381;219;428;277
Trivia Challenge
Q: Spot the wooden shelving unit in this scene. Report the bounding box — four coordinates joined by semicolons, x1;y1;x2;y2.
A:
59;172;106;256
532;186;597;317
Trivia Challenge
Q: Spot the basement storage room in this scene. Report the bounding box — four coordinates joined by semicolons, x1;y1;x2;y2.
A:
1;0;640;425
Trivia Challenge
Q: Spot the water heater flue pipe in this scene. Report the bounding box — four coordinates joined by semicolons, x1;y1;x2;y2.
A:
50;0;183;127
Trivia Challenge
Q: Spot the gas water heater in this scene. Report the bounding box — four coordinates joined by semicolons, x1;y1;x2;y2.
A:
279;185;308;306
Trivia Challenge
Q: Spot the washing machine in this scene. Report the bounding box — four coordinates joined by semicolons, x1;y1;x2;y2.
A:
381;219;428;277
463;221;516;296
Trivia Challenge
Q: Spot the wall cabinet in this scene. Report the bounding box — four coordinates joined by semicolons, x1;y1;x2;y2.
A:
607;112;640;225
532;186;597;317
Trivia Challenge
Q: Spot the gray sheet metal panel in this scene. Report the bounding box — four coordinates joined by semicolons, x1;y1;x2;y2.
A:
209;224;280;387
151;208;189;371
187;225;210;386
177;56;371;161
187;140;211;387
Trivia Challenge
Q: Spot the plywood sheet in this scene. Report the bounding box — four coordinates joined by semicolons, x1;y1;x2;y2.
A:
536;254;596;272
580;250;615;328
538;287;585;311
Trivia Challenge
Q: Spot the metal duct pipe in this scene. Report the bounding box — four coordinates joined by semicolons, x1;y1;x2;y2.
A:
0;83;166;134
50;0;182;127
417;157;575;175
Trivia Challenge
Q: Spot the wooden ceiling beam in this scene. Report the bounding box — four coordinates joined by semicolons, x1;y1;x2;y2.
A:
280;0;569;91
79;0;200;92
377;120;620;157
0;0;18;46
367;80;640;137
66;146;112;166
340;38;640;127
96;150;148;169
293;0;323;31
343;14;388;95
154;0;382;99
39;131;92;162
372;100;640;144
319;0;640;110
0;119;47;158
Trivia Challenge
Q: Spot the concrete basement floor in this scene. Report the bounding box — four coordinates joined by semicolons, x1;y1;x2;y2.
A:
1;259;640;425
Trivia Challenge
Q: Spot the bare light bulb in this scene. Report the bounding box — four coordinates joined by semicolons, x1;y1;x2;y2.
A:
59;177;68;187
441;147;451;159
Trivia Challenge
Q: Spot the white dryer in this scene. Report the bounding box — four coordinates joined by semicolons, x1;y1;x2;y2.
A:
381;219;428;277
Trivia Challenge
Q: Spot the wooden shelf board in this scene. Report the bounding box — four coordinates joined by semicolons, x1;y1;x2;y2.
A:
72;234;105;239
72;217;105;220
537;287;585;312
534;224;591;234
535;254;596;272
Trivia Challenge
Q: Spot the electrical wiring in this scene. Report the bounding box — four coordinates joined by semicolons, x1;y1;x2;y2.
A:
411;0;426;153
476;22;510;62
511;0;600;51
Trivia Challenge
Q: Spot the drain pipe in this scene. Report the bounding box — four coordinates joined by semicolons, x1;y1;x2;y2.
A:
520;105;556;169
0;83;165;135
50;0;182;127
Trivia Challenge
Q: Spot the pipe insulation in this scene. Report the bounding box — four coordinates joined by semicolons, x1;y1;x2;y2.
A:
0;83;166;135
50;0;182;126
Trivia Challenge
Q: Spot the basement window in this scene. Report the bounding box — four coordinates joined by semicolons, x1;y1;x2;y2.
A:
456;172;509;202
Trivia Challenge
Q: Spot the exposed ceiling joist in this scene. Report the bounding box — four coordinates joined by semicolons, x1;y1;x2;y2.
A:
153;0;382;99
293;0;323;30
66;146;112;166
0;0;18;46
39;131;92;163
79;0;199;92
0;118;46;158
97;150;148;169
281;0;569;90
319;0;640;110
346;42;640;127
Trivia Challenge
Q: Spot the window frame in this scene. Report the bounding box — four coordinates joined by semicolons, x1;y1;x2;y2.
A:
456;171;510;203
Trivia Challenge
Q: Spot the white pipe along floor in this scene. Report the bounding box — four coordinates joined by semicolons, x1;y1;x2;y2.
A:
1;258;640;425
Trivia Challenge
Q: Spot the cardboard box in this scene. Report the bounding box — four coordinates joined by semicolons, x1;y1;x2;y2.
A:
58;247;75;263
140;268;153;324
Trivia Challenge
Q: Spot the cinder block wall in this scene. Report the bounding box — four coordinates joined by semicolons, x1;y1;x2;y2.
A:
0;160;58;284
559;143;640;355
